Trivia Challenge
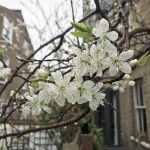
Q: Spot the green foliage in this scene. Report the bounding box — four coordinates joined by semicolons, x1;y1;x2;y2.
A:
137;52;150;66
0;50;4;61
31;77;46;84
71;22;91;38
91;128;104;150
71;31;90;38
78;112;104;149
71;22;91;32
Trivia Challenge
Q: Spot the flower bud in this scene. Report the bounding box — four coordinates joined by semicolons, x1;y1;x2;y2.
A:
37;68;48;78
123;74;130;79
119;87;125;93
130;59;137;67
128;81;135;86
113;85;119;91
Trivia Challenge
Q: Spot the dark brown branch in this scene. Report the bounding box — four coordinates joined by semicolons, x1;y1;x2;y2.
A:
0;107;90;139
118;27;150;46
94;0;108;20
0;9;97;97
117;0;129;48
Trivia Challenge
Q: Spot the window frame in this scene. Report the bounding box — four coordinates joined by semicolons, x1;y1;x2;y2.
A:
2;16;14;44
132;78;147;133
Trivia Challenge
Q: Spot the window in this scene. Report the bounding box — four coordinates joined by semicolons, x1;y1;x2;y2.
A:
2;16;13;44
96;90;121;147
133;79;147;133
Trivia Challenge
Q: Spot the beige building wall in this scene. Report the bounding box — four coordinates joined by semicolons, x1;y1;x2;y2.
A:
120;0;150;149
0;5;33;118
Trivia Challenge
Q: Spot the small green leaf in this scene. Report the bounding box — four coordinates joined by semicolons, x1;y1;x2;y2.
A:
71;31;90;38
137;52;150;66
31;77;45;83
0;50;4;61
71;22;91;33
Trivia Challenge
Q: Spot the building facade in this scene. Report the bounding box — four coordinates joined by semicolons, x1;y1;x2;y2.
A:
0;5;58;150
0;5;33;110
119;0;150;149
85;0;150;150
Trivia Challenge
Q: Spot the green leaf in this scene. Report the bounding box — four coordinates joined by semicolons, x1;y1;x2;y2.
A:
31;77;45;83
137;52;150;66
0;50;4;61
71;31;90;38
71;22;91;33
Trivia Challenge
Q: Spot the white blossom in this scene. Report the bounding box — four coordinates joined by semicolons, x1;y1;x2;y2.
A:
89;83;105;110
109;50;134;76
92;18;118;47
89;44;110;76
67;77;94;104
73;46;91;76
51;70;72;106
0;67;12;78
112;81;127;93
20;18;136;117
112;74;135;93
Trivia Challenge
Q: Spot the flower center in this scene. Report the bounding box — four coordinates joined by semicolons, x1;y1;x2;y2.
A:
101;32;108;39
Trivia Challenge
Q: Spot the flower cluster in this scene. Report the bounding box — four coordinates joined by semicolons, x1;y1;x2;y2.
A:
22;71;105;117
73;19;133;77
0;62;11;79
21;18;135;117
112;74;135;93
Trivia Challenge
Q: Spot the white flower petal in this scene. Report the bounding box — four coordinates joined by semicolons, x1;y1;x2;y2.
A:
32;104;41;116
98;18;109;33
97;92;106;100
51;71;64;85
55;94;65;106
106;42;118;57
119;62;131;74
92;28;99;37
42;106;51;114
89;100;99;111
119;87;125;93
82;90;92;102
98;49;106;59
113;85;119;91
109;65;119;76
119;50;134;61
92;83;103;94
83;80;95;89
72;46;81;56
107;31;118;41
50;84;58;92
64;72;72;84
77;97;87;104
101;57;111;69
128;81;135;86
